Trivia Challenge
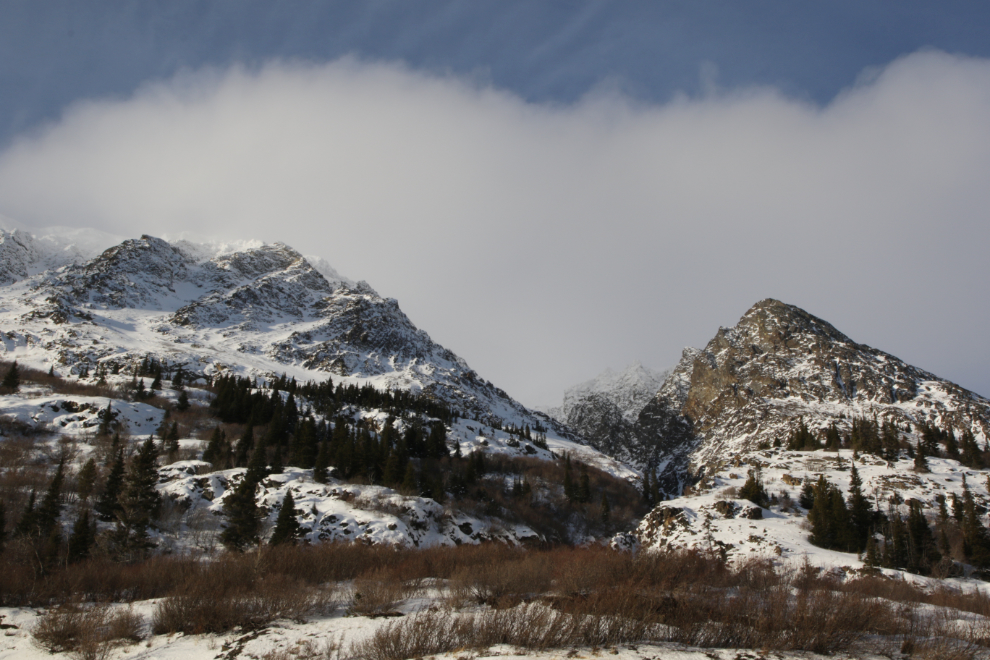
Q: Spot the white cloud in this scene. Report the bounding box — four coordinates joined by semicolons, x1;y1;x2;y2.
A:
1;51;989;404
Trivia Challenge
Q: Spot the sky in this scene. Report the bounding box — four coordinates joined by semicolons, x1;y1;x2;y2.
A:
0;2;988;406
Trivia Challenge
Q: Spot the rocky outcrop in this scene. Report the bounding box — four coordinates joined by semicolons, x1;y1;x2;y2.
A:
546;364;668;469
0;232;572;433
638;299;990;497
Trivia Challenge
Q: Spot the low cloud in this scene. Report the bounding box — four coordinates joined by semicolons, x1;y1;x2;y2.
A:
0;52;988;404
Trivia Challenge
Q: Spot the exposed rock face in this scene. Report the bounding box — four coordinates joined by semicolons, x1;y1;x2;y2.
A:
0;231;568;432
546;364;668;469
639;299;990;496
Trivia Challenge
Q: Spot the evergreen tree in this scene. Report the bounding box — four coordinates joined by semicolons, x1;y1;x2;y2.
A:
962;479;990;567
14;491;36;538
914;442;929;473
151;372;162;391
33;459;66;540
201;426;226;467
134;378;149;401
220;477;261;552
600;492;611;523
97;403;114;437
563;456;575;502
952;493;964;522
76;458;98;502
114;438;161;558
884;514;909;570
1;361;20;392
642;471;653;507
576;464;591;504
234;424;254;468
864;535;880;569
905;499;939;573
164;421;180;457
847;463;874;552
799;480;816;510
808;476;851;551
739;468;769;508
269;445;284;475
246;442;269;484
176;390;191;412
66;509;95;564
314;441;330;484
401;463;417;493
960;430;983;469
269;492;302;546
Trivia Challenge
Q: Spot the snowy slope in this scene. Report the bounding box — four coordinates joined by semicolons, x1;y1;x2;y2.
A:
0;230;576;445
544;363;669;472
633;444;990;575
638;299;990;497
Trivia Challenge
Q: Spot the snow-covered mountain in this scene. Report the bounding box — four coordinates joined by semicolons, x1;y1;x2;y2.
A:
640;298;990;496
0;229;573;439
545;363;669;470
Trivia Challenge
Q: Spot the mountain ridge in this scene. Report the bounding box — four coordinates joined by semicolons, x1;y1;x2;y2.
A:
640;298;990;495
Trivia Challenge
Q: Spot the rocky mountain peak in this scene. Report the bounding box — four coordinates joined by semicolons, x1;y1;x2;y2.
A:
637;299;990;497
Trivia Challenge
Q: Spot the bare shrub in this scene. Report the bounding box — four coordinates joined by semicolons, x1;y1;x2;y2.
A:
450;548;553;607
262;637;343;660
348;568;415;617
32;603;144;660
353;603;661;660
151;554;338;634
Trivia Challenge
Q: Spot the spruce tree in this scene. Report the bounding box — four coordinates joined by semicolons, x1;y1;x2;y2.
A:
220;477;261;551
176;390;190;412
914;442;929;473
1;361;20;392
67;509;95;563
847;463;874;552
401;463;417;493
563;456;575;502
314;441;331;484
33;459;66;540
905;499;939;573
76;458;98;502
114;438;161;558
96;450;125;521
235;424;254;467
14;491;36;538
202;426;225;467
739;468;769;508
962;479;990;567
246;442;269;484
269;492;302;546
576;464;591;504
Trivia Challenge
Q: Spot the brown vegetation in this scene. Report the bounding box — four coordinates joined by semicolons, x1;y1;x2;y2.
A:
5;542;990;657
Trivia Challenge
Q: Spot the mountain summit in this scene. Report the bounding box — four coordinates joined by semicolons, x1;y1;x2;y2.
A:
641;298;990;495
0;229;564;433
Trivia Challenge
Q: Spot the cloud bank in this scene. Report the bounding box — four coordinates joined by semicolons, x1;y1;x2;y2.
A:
0;52;988;404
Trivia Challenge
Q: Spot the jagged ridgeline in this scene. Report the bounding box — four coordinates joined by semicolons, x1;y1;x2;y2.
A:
574;299;990;498
0;229;570;436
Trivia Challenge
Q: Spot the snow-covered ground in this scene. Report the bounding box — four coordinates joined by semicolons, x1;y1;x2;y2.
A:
637;444;990;576
0;601;897;660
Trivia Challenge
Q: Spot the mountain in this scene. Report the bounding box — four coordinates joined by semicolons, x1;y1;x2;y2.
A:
0;229;585;445
639;298;990;496
545;363;669;469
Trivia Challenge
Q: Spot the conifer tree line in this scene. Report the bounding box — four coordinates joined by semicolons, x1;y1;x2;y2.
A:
0;359;643;560
782;416;988;468
804;465;990;576
0;432;163;575
210;373;457;427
